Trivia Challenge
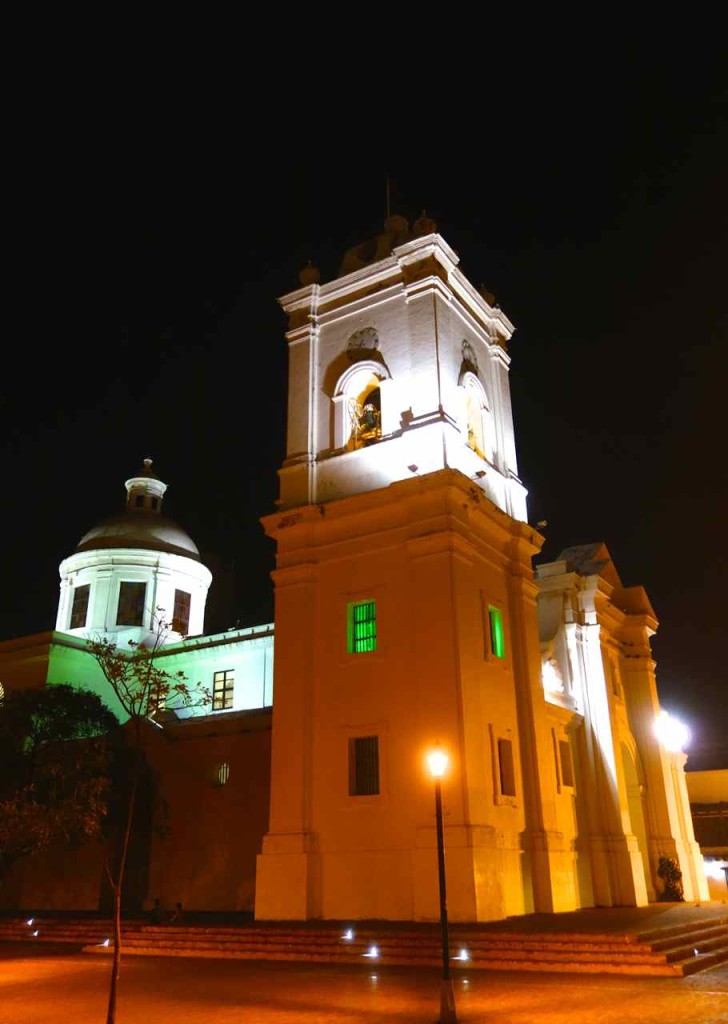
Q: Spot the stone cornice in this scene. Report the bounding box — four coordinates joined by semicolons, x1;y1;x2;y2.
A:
278;233;516;342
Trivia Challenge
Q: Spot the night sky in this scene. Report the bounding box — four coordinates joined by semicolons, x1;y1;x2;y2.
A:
2;91;726;766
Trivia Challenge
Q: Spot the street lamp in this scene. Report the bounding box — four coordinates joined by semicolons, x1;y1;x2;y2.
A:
654;710;690;753
426;746;457;1023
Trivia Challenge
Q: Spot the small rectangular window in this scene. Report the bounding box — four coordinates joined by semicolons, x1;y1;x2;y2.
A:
349;736;380;796
213;670;235;711
559;740;574;788
609;660;622;698
117;582;147;626
488;606;505;659
497;738;516;797
348;600;377;653
70;584;90;629
173;589;191;634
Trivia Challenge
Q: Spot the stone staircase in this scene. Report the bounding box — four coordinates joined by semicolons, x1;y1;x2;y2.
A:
1;913;727;976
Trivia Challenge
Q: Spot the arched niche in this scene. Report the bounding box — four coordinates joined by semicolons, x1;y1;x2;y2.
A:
459;370;495;463
332;361;394;451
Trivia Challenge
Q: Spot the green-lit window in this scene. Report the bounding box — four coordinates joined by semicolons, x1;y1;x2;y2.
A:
488;605;505;659
348;600;377;653
349;736;380;796
70;584;90;629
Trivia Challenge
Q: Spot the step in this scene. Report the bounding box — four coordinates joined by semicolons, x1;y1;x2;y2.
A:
3;915;727;978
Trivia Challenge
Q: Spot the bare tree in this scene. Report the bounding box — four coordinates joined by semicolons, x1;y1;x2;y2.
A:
88;610;210;1024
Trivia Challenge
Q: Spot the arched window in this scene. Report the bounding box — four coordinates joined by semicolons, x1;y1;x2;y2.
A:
460;371;495;463
332;362;390;451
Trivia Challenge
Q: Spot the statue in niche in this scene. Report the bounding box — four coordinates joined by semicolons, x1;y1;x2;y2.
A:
347;390;382;449
461;339;478;374
540;641;565;695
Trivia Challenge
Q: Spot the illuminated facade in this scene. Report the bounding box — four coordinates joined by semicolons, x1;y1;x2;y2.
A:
0;215;710;918
254;216;708;920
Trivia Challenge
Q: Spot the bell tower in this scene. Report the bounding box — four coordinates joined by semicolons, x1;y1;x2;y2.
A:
255;216;574;924
276;213;528;522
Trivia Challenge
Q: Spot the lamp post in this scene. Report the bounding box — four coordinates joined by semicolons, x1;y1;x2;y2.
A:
426;747;457;1023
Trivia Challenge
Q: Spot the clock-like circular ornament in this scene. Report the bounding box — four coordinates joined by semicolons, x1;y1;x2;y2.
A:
347;327;379;354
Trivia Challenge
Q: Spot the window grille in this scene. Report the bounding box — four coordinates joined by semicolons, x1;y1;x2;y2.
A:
348;600;377;653
349;736;380;796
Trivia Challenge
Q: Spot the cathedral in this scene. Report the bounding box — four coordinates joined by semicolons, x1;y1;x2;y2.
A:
0;214;711;920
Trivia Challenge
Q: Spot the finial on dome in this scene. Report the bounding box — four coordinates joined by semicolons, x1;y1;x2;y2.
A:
413;209;437;237
299;259;320;287
125;459;167;512
138;457;159;479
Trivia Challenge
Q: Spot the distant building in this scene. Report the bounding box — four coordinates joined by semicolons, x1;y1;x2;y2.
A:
0;216;714;918
686;769;728;899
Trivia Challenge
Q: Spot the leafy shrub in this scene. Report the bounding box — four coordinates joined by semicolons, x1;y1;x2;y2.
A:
657;855;684;901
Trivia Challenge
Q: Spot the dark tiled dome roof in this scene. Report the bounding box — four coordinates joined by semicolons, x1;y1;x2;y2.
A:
76;511;201;560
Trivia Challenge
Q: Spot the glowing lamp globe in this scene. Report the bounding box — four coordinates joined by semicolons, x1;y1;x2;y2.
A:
655;710;690;753
427;749;449;779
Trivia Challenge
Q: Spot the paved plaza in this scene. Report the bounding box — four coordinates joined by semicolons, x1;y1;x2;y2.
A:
1;942;726;1024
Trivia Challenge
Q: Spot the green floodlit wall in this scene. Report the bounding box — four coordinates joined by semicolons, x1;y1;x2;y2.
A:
45;632;273;724
47;643;129;722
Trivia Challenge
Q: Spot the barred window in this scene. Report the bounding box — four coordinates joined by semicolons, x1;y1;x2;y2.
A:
348;600;377;653
349;736;380;796
213;670;234;711
70;584;90;629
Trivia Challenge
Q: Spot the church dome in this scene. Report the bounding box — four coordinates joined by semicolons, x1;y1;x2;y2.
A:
57;458;211;646
75;457;201;561
76;512;201;560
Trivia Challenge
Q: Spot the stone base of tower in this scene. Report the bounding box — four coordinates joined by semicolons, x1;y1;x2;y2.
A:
413;825;528;923
588;835;649;907
256;842;421;921
255;824;534;924
524;831;583;913
254;834;313;921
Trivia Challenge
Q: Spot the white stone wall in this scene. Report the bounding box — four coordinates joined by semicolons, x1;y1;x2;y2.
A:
57;547;212;648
